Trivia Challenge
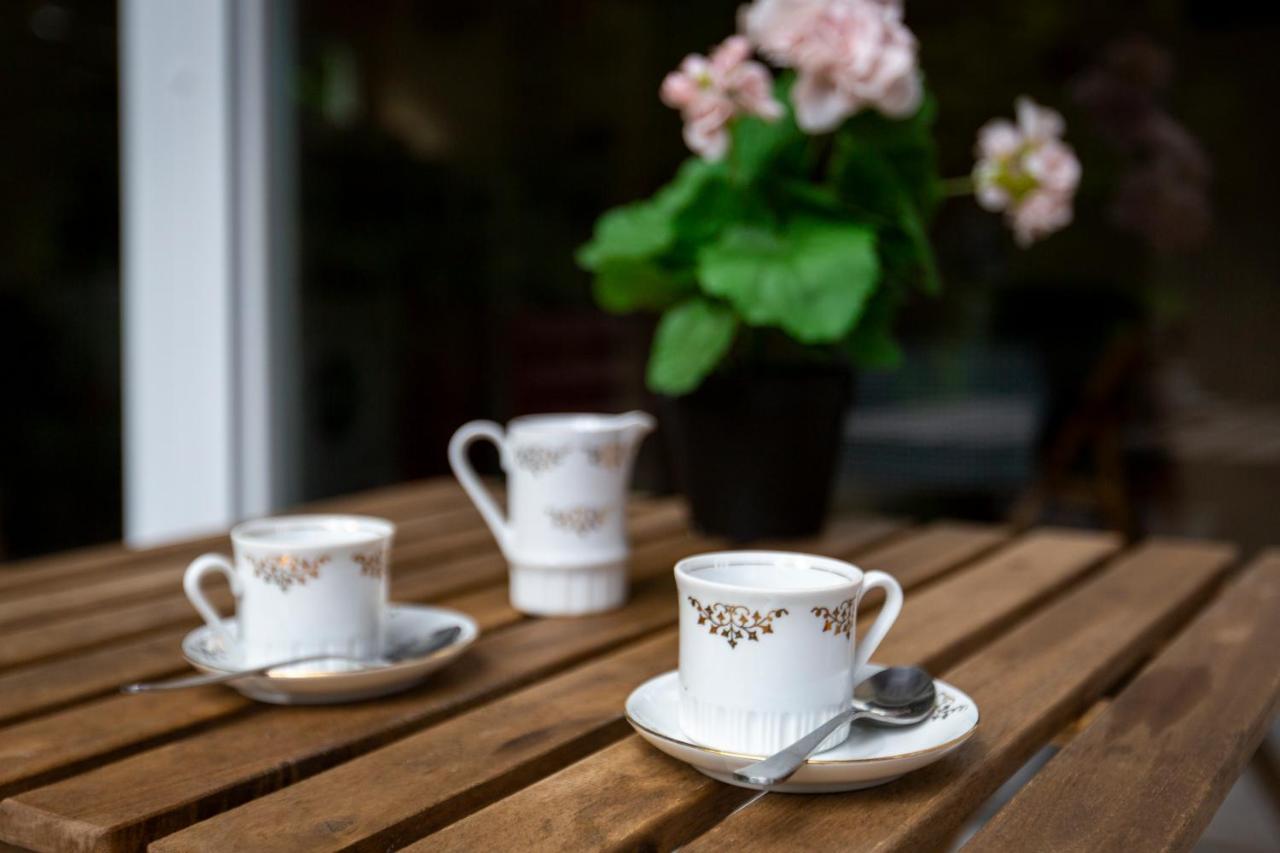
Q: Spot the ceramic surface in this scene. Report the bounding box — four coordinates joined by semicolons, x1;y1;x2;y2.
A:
181;603;477;704
183;514;394;668
449;412;654;615
626;668;979;793
674;551;903;756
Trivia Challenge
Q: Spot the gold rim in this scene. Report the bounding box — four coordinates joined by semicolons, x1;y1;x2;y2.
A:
625;699;979;766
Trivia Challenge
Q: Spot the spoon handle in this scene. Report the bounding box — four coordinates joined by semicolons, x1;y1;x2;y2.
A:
120;654;356;693
733;706;874;786
120;626;462;694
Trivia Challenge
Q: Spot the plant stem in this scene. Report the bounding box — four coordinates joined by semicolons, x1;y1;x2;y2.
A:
941;175;975;197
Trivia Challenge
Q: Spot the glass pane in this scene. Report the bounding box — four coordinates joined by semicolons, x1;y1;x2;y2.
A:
0;1;120;558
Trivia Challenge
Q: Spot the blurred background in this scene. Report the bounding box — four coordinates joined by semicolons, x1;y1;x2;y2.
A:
2;0;1277;559
2;3;1278;847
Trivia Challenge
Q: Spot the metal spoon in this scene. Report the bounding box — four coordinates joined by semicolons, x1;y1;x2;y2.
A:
121;626;463;694
732;665;936;786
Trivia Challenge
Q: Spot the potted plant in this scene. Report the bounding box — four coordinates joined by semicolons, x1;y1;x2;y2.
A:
577;0;1081;539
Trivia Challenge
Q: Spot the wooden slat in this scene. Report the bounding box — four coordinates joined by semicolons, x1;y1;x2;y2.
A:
0;535;713;796
0;590;684;852
0;500;489;629
880;528;1120;671
0;585;518;800
850;521;1010;591
0;532;711;783
0;494;482;604
0;489;669;635
150;525;1009;853
0;520;902;852
0;580;523;734
0;478;468;596
966;550;1280;853
0;501;686;671
409;529;1118;852
0;522;697;726
671;539;1237;853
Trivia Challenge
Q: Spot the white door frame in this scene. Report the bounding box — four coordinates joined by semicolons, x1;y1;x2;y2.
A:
121;0;296;545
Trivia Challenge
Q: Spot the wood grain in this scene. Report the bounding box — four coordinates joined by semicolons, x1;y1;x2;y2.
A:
0;551;715;851
0;521;696;726
965;550;1280;853
0;501;686;673
0;494;668;640
0;478;468;596
0;584;522;800
879;528;1120;671
2;479;1264;853
412;529;1117;852
680;539;1237;853
0;522;904;852
156;634;682;853
152;525;1005;853
421;731;746;853
851;521;1010;591
0;502;487;629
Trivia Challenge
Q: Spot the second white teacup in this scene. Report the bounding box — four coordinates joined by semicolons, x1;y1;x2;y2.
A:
675;550;903;756
183;514;394;668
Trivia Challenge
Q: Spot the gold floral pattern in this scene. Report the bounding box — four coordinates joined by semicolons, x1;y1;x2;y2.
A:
249;554;330;592
811;598;856;638
585;442;626;469
930;690;967;721
546;505;611;536
687;598;788;649
514;444;570;475
353;550;385;580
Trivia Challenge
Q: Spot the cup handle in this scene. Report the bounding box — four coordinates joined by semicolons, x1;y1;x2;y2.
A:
853;570;904;674
183;553;243;645
448;420;514;559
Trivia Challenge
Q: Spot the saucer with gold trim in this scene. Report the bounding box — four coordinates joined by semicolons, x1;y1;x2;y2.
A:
181;603;477;705
624;666;978;793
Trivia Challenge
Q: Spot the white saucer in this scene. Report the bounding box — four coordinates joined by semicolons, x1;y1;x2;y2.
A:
181;604;478;705
625;667;979;793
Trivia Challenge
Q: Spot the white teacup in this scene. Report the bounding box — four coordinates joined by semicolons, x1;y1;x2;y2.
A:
183;515;395;668
449;411;655;616
675;551;903;756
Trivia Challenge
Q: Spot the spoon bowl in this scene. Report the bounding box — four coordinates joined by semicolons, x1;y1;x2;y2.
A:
733;665;936;786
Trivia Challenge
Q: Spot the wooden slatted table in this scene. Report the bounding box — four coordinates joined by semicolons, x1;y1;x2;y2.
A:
0;479;1275;852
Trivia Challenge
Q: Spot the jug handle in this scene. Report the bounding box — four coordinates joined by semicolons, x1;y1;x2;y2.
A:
448;421;514;558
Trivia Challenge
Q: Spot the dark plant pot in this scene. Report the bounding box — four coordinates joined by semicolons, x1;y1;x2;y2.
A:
664;364;853;541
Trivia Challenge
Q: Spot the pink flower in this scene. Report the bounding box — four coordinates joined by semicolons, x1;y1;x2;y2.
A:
973;97;1081;246
660;35;784;160
741;0;921;132
1009;189;1074;247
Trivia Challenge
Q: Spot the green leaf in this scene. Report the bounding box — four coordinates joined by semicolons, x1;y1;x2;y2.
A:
653;157;723;215
576;158;723;272
670;170;749;260
895;205;940;295
696;219;880;344
830;98;942;294
730;78;807;185
773;180;852;221
844;286;903;369
646;298;738;395
575;202;673;271
838;94;941;216
592;261;694;313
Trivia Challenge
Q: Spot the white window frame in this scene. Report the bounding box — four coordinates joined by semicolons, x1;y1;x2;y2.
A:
121;0;297;545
